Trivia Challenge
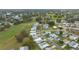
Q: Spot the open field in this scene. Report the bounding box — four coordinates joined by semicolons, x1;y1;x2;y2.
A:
0;23;31;49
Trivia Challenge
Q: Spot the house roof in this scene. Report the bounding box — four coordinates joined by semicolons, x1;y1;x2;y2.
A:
43;24;49;29
38;42;49;49
19;46;29;50
69;34;79;40
69;41;78;48
34;38;44;44
49;34;60;41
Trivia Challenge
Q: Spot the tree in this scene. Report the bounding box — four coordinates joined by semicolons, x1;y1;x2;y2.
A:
15;35;23;43
15;30;29;43
64;44;71;50
58;40;64;45
77;39;79;43
48;20;55;27
20;30;27;37
36;16;43;23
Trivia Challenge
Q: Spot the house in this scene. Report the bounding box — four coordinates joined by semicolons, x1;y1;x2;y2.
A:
49;34;60;41
34;22;39;26
6;12;11;16
43;31;51;36
19;46;29;50
30;31;36;35
55;29;60;34
63;39;70;44
44;47;52;50
30;32;38;39
69;34;79;40
62;32;69;37
31;24;37;31
31;27;36;31
51;45;56;48
69;41;79;48
61;44;66;48
0;23;2;25
13;15;23;23
53;26;57;29
43;24;49;29
14;15;20;20
47;37;54;43
38;42;50;49
75;21;79;28
34;38;44;44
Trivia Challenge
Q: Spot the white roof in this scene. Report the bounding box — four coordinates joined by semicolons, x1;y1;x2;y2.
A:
64;41;70;44
62;33;68;37
30;31;36;33
38;42;49;49
34;22;39;26
69;41;78;48
43;24;49;29
31;27;36;31
69;34;79;40
15;15;20;19
6;12;11;15
49;34;60;41
45;47;52;50
45;31;51;34
53;26;57;29
32;35;38;39
19;46;29;50
30;32;36;36
61;45;66;48
48;37;53;42
34;38;43;44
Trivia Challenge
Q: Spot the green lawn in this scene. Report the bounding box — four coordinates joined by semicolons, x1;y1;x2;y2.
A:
0;23;31;48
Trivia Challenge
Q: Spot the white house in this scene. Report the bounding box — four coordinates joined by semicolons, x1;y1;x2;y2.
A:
69;41;79;48
62;32;68;37
75;21;79;28
19;46;29;50
43;31;51;36
31;27;36;31
43;24;49;29
69;34;79;40
47;37;53;43
55;29;60;34
61;45;66;48
49;34;60;41
44;47;52;50
34;38;44;44
6;12;11;16
31;24;37;31
38;42;50;49
14;15;20;20
30;32;36;36
63;40;70;44
31;34;38;39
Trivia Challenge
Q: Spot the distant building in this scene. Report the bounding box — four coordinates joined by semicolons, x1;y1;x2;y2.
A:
75;21;79;28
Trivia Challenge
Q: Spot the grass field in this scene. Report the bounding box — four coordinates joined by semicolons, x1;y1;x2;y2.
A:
0;23;32;49
0;22;40;50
